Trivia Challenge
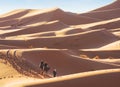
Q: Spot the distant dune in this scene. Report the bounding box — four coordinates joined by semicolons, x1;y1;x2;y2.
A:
81;0;120;20
0;9;31;21
91;0;120;12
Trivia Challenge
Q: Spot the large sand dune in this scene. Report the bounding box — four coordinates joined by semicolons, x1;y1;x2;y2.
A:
2;69;120;87
0;9;31;21
81;8;120;20
1;20;68;36
92;0;120;12
24;69;120;87
0;30;119;49
0;8;98;28
81;0;120;20
0;0;120;87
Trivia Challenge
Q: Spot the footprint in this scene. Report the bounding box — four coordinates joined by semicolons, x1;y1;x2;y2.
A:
11;76;13;78
8;76;10;78
3;77;6;79
18;76;22;78
8;76;13;78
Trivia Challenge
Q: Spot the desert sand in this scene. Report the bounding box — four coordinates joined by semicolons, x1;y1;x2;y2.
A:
0;0;120;87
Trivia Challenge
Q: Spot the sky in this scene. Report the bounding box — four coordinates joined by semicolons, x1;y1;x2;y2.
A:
0;0;115;14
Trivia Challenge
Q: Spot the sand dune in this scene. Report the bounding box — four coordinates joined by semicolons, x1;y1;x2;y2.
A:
0;50;50;79
0;57;21;79
0;18;19;27
97;59;120;65
0;30;118;49
0;0;120;87
22;49;120;75
25;69;120;87
4;69;120;87
88;19;120;30
98;40;120;50
0;44;18;49
81;8;120;20
0;8;98;28
27;30;119;49
91;0;120;12
0;9;31;21
1;20;68;37
111;28;120;37
79;50;120;59
77;17;120;30
81;1;120;20
0;49;119;76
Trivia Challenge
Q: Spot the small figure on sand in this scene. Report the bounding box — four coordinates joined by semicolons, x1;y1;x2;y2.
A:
39;60;57;77
44;62;50;73
39;61;51;75
39;60;44;70
53;69;57;77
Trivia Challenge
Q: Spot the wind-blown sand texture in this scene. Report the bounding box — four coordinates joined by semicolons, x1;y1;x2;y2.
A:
0;1;120;87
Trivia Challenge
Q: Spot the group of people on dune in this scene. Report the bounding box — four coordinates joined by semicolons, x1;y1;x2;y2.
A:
39;60;57;77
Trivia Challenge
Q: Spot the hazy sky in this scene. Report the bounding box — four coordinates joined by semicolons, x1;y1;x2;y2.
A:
0;0;115;14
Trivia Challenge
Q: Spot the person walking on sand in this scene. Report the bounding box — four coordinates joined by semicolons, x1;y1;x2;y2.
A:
39;60;44;70
53;69;57;77
44;62;50;73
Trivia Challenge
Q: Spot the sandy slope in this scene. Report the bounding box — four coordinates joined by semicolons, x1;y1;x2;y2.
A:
81;8;120;20
91;0;120;12
0;8;98;28
0;49;119;76
0;58;21;79
111;28;120;37
0;49;120;87
0;51;50;80
0;29;119;49
98;40;120;50
0;9;31;21
1;20;68;37
25;69;120;87
4;69;120;87
76;17;120;29
78;50;120;59
80;0;120;21
96;59;120;66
